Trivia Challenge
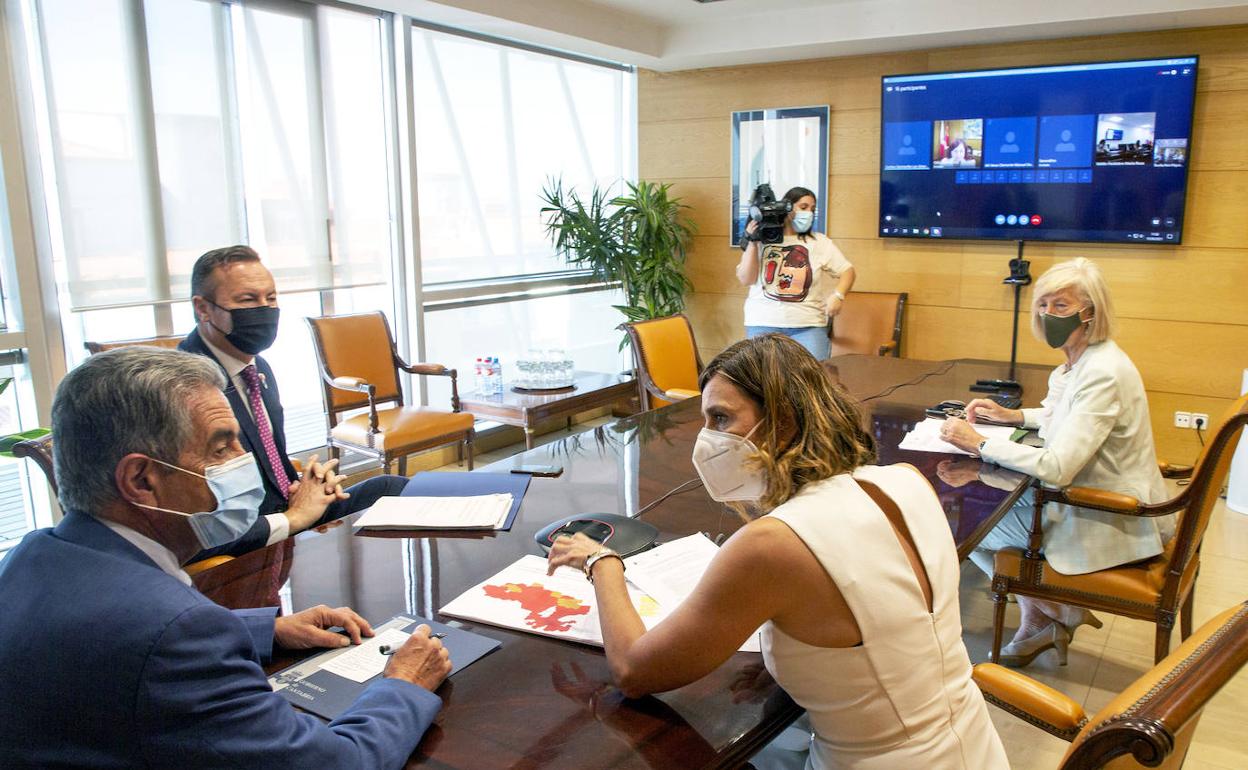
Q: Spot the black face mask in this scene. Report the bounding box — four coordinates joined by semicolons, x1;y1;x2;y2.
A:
207;301;280;355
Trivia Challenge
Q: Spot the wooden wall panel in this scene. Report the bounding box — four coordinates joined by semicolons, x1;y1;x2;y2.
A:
639;23;1248;460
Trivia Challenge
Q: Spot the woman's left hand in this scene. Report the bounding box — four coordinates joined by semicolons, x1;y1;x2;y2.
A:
547;532;604;575
939;417;986;454
825;297;844;318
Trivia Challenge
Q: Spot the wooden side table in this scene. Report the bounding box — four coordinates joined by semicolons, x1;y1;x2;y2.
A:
458;370;637;449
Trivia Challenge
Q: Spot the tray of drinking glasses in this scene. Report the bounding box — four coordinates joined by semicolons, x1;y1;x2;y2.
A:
511;383;577;394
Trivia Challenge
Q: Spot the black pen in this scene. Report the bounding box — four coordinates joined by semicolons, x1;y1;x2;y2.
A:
379;633;446;655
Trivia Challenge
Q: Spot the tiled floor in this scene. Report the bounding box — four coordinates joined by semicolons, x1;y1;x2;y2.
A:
960;490;1248;770
432;434;1247;769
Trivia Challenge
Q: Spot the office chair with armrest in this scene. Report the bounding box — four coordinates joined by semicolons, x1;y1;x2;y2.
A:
620;314;703;412
84;336;184;354
826;291;907;358
306;312;475;476
974;599;1248;769
9;433;300;610
12;433;56;495
990;393;1248;665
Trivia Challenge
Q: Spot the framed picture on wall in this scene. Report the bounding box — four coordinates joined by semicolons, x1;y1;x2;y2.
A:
730;106;830;247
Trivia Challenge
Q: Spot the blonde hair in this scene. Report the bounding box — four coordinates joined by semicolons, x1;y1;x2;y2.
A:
1029;257;1116;344
698;334;877;511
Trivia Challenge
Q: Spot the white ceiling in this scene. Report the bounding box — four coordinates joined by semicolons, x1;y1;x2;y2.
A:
380;0;1248;71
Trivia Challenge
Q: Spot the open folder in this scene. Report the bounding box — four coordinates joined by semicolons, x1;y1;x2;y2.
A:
269;615;500;721
354;472;531;532
354;494;512;530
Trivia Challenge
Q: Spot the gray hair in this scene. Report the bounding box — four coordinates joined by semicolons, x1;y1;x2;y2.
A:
51;347;226;513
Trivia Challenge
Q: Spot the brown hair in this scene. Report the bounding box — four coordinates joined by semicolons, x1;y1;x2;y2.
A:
699;334;877;510
190;244;261;302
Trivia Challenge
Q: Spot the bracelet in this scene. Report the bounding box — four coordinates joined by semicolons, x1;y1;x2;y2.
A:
832;290;846;301
583;547;623;584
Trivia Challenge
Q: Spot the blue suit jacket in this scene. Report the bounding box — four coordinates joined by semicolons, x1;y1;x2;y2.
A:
0;512;440;768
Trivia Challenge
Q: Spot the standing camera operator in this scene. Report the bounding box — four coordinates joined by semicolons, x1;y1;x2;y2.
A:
736;186;856;359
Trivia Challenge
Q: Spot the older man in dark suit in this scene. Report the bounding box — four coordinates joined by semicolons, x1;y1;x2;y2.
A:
180;245;408;557
0;347;449;767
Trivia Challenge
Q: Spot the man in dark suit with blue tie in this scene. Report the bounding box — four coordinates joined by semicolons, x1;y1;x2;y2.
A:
180;245;408;557
0;347;449;767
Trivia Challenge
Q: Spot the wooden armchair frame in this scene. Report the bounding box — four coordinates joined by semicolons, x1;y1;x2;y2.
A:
620;314;704;412
826;291;907;357
306;312;474;475
991;394;1248;664
975;600;1248;769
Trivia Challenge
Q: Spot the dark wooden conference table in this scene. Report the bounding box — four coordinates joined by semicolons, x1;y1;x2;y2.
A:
273;354;1050;769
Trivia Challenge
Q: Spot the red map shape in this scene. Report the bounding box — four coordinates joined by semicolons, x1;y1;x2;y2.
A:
483;581;591;633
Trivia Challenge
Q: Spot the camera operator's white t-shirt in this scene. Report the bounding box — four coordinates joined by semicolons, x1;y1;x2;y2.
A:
743;233;853;328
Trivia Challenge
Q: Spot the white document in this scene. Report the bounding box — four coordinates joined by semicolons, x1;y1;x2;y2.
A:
440;555;672;647
623;533;720;608
318;628;411;683
353;494;512;530
269;615;415;693
625;534;762;653
898;417;1019;456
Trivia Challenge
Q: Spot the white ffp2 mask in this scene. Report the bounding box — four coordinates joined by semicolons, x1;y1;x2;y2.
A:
691;423;767;502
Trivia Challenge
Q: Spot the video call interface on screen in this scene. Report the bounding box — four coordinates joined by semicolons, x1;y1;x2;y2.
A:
879;57;1198;244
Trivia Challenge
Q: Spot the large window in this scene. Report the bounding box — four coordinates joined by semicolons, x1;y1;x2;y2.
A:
2;1;639;545
24;0;399;452
411;23;635;398
411;24;635;284
0;126;53;554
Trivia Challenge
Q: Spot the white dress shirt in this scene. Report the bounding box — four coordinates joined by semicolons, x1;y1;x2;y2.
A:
101;520;192;586
201;336;290;546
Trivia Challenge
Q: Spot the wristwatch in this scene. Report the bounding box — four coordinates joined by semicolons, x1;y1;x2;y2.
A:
977;439;988;457
832;290;846;301
583;547;624;583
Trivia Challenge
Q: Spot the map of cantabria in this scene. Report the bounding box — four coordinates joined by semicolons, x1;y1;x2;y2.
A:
482;581;591;633
441;555;666;646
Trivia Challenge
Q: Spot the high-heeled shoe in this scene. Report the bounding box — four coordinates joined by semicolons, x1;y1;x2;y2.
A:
998;622;1070;668
1059;608;1104;642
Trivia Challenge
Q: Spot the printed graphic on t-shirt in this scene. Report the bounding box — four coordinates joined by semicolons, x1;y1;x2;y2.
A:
760;243;812;302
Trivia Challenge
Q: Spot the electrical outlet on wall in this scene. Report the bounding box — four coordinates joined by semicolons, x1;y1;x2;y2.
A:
1174;411;1192;429
1192;413;1210;430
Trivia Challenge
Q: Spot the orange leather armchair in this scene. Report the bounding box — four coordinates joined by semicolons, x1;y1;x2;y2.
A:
826;291;907;357
620;314;703;412
974;599;1248;769
84;335;184;354
306;311;475;475
990;393;1248;665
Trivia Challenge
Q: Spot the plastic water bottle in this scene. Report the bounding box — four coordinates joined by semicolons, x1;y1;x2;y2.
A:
473;357;484;393
491;357;504;394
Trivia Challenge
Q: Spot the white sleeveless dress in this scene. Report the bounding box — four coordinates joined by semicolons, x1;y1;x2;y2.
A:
761;465;1008;769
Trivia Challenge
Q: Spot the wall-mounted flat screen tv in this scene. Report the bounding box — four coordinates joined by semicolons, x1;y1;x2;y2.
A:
879;56;1198;244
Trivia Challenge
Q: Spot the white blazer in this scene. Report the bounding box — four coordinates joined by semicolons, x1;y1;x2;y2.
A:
981;340;1173;575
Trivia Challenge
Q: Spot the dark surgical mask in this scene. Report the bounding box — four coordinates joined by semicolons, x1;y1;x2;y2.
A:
207;300;280;355
1041;309;1087;348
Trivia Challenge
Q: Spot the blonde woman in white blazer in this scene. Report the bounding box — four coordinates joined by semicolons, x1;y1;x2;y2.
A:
939;258;1172;668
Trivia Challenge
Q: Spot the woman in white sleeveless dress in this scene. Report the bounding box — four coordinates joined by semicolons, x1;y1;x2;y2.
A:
548;334;1006;769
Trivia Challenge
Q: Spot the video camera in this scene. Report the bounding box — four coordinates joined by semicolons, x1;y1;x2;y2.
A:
745;183;791;245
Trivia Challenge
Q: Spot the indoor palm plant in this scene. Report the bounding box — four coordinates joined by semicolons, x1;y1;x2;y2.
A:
540;179;696;334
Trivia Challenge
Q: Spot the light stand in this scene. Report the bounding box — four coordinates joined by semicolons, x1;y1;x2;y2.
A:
1003;240;1033;386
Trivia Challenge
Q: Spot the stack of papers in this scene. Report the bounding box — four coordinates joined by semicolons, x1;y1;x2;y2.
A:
353;493;513;530
625;534;763;653
898;418;1020;456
